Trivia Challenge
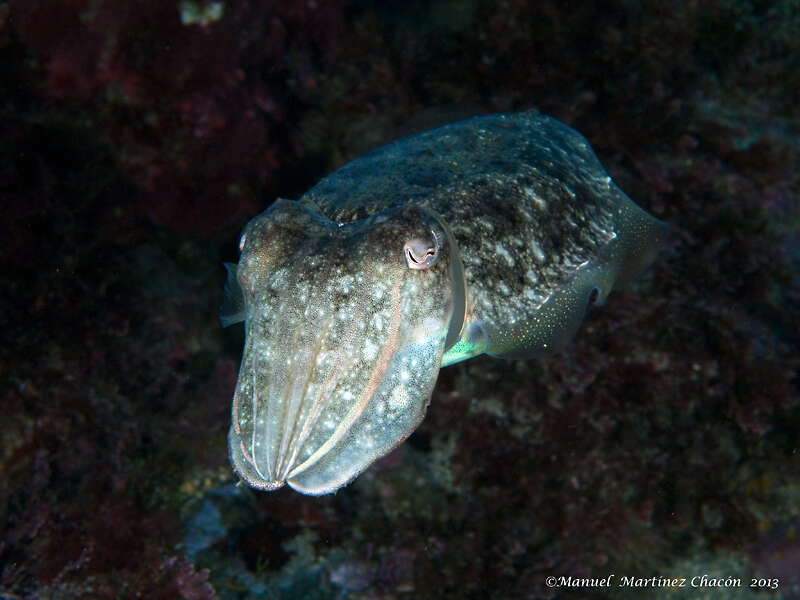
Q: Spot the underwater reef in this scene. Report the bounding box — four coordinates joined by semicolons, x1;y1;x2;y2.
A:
0;0;798;598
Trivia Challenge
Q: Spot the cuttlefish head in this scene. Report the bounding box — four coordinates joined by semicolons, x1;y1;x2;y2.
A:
222;199;465;495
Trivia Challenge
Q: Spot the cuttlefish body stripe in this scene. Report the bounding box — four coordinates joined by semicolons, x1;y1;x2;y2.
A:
223;110;666;494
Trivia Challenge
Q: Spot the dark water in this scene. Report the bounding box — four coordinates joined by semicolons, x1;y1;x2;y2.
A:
1;0;798;598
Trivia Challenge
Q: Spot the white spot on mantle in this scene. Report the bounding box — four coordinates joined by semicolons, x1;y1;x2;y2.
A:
524;186;547;210
495;242;514;266
530;240;546;262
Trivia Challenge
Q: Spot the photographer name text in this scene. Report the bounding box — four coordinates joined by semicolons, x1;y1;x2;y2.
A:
545;574;780;590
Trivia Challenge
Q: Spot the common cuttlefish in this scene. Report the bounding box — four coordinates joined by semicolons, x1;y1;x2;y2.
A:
221;110;666;495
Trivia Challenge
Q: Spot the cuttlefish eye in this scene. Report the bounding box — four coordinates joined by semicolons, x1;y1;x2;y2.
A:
404;230;440;269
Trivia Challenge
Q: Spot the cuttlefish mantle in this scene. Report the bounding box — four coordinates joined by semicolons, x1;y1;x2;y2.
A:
221;110;666;495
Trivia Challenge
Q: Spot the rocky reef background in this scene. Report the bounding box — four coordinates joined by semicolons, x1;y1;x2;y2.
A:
1;0;798;598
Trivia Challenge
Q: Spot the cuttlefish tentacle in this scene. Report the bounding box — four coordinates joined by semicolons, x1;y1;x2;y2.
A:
274;311;307;480
283;314;339;472
288;279;402;481
249;368;268;481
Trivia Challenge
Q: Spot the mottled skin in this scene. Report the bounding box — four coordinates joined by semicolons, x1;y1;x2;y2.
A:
223;111;665;495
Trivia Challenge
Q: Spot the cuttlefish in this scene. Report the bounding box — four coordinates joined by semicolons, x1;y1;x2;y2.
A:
221;110;665;495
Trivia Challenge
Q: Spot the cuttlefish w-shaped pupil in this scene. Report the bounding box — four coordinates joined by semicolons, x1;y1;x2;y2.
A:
404;233;439;269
